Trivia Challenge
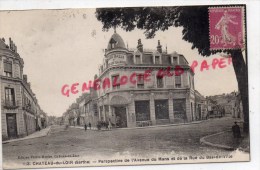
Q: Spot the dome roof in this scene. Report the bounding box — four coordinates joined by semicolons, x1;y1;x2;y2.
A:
107;33;126;50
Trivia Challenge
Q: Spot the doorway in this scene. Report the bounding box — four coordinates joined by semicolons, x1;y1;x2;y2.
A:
114;107;127;128
6;113;18;139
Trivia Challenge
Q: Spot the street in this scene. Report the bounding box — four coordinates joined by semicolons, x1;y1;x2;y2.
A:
3;117;239;165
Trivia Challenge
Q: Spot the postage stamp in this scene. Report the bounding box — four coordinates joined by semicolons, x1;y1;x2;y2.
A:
209;7;245;50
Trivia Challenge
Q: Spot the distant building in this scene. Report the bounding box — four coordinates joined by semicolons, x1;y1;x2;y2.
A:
77;92;99;127
0;38;47;140
206;91;242;119
195;90;207;120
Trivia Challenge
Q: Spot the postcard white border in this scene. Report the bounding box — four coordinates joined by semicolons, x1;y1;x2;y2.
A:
0;1;259;170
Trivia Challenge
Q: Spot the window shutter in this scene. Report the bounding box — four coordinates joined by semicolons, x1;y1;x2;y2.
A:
175;75;181;85
4;61;12;72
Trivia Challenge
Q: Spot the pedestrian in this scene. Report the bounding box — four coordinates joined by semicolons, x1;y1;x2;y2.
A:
88;122;91;130
232;121;241;138
108;119;112;130
105;121;109;130
84;123;87;131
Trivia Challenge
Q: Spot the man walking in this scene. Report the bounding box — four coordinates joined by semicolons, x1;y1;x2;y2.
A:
232;121;241;138
88;122;91;130
84;123;87;131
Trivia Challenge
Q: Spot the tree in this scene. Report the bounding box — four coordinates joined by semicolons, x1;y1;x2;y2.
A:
95;6;249;133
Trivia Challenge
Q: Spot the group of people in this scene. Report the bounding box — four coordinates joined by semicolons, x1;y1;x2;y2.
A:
96;120;112;131
84;120;113;131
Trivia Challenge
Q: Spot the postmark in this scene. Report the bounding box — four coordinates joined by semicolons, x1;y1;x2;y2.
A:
209;6;245;50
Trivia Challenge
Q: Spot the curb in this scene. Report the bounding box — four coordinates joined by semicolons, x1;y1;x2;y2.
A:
2;126;52;144
200;131;234;150
70;120;205;131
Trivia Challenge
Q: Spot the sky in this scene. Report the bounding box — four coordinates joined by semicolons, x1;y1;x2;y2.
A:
0;8;239;117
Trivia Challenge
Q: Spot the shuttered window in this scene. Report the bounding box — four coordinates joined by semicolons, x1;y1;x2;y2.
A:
4;60;12;77
175;75;181;88
137;74;144;88
5;88;15;106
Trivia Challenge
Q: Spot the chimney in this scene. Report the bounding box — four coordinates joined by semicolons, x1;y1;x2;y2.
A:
9;38;13;50
23;75;28;82
157;40;162;53
137;39;143;52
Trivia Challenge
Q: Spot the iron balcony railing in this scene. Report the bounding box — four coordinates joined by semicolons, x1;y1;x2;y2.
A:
3;100;19;109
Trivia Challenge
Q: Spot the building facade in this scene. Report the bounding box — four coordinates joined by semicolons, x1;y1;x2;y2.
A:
0;38;47;140
77;92;99;127
93;32;196;128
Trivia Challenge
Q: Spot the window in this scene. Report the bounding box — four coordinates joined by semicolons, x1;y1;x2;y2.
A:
84;103;89;113
5;88;15;106
112;75;120;89
93;103;98;116
4;60;12;77
175;75;181;88
168;56;172;64
157;76;164;88
155;100;169;119
155;56;160;64
111;43;115;49
135;55;141;64
173;57;178;64
135;101;150;121
173;99;186;119
99;106;104;121
137;74;144;88
109;38;117;49
192;77;195;89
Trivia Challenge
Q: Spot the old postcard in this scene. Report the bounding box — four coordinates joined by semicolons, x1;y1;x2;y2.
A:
0;5;250;170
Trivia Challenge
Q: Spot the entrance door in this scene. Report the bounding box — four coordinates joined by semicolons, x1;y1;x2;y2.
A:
114;107;127;128
6;113;18;139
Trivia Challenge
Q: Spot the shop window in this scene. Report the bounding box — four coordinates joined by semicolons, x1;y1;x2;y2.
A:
155;100;169;119
173;99;186;119
135;101;150;121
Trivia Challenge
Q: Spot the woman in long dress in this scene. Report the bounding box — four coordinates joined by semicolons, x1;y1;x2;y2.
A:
215;10;238;46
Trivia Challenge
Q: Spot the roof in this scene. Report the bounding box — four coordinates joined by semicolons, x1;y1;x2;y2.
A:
0;39;7;49
107;33;126;50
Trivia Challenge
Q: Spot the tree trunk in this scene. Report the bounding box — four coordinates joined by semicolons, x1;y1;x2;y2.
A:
231;50;249;133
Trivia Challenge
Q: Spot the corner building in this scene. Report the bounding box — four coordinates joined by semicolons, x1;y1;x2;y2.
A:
96;32;196;128
0;38;45;140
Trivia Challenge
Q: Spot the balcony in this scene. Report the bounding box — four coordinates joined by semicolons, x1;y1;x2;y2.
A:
3;100;19;109
22;104;36;115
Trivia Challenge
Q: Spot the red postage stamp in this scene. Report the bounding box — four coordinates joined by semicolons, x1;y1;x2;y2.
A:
209;7;245;50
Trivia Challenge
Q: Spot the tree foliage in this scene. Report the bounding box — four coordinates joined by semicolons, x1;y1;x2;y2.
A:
96;6;231;56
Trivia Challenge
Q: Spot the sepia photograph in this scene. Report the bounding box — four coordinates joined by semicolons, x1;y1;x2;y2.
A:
0;4;252;170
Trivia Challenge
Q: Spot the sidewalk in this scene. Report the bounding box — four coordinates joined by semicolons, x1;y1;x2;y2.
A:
69;120;204;131
200;130;250;152
2;126;52;144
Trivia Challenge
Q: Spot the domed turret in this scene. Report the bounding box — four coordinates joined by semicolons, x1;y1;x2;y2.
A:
107;32;126;50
